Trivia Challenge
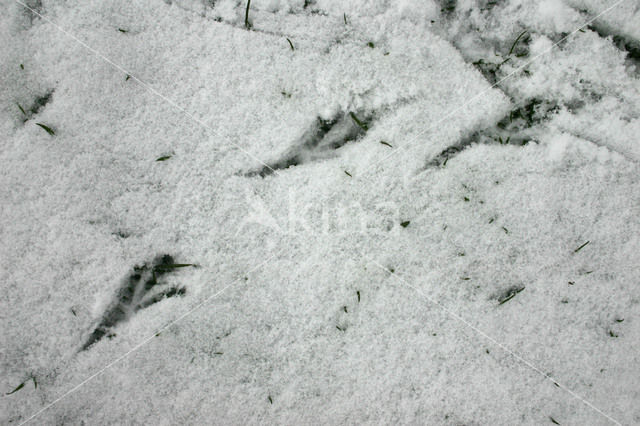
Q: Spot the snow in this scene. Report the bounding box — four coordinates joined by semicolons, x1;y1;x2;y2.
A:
1;0;639;424
537;0;578;33
567;0;640;40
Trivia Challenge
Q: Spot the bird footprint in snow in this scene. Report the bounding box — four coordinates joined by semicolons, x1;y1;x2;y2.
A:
81;254;192;351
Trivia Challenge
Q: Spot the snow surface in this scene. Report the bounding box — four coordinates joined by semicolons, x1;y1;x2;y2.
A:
1;0;639;424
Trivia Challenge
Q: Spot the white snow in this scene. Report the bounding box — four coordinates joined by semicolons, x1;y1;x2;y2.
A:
1;0;639;424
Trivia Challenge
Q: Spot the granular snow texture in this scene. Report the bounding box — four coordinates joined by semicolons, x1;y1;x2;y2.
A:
1;0;639;424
